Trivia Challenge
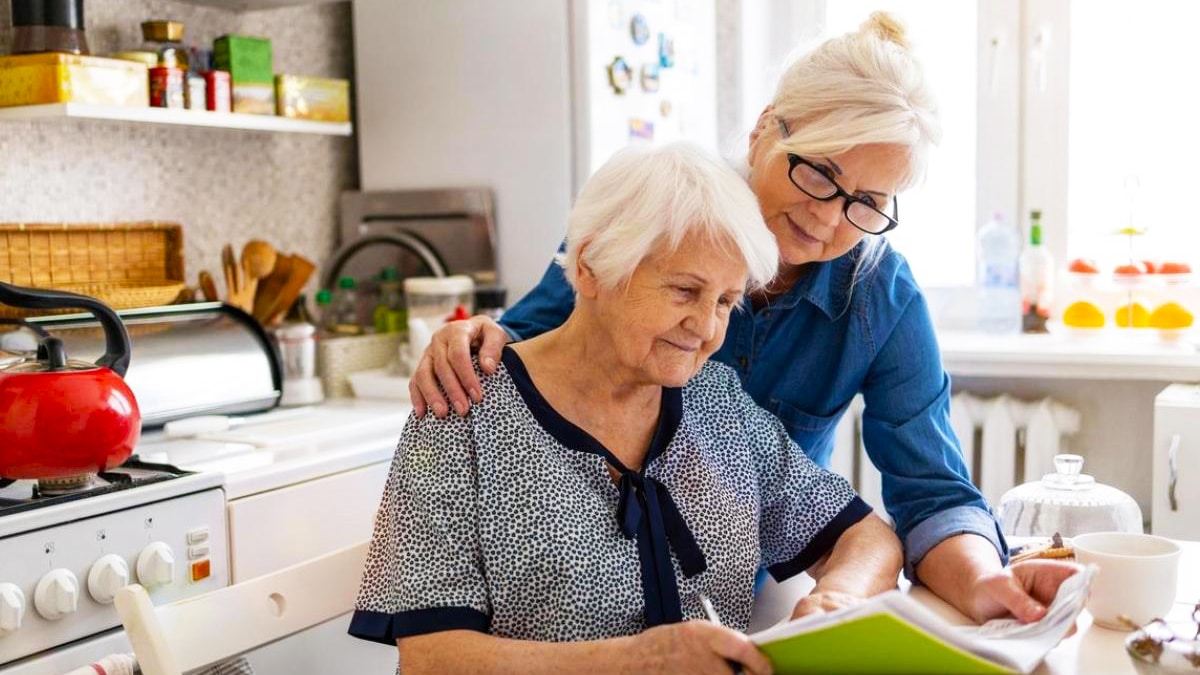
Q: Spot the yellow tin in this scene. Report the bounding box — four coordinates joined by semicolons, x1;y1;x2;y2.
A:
0;53;149;108
274;74;349;122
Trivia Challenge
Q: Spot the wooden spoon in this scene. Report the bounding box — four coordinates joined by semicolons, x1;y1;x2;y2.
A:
198;270;219;302
240;240;277;308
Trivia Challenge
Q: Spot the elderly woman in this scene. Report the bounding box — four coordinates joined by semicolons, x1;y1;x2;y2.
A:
410;12;1080;626
349;143;900;674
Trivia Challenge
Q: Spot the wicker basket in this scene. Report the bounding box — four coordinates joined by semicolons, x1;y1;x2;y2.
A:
0;222;186;318
318;332;403;399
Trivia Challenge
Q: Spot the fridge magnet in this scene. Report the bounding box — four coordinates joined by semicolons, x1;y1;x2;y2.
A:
629;118;655;140
630;13;650;45
607;0;623;30
607;56;633;94
659;99;673;117
640;62;661;93
658;33;675;68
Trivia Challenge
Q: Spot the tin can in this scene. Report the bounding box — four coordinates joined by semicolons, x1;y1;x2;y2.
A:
149;66;185;108
204;70;231;112
185;75;206;110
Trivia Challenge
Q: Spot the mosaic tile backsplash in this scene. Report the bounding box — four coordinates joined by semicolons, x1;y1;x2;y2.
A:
0;0;357;295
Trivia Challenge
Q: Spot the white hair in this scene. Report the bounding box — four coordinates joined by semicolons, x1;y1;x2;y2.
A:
557;142;778;292
770;11;941;190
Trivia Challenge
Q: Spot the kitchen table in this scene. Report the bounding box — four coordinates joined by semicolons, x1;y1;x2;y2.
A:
749;540;1200;674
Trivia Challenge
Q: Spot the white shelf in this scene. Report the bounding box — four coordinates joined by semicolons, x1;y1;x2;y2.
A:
938;330;1200;381
0;102;352;136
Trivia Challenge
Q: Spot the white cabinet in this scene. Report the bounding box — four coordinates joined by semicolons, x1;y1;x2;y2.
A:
1153;384;1200;540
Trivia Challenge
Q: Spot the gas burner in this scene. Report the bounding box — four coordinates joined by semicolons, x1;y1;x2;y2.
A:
36;473;96;495
0;458;191;517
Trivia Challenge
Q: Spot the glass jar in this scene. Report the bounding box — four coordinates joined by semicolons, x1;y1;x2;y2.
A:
404;275;474;359
996;454;1144;538
11;0;89;55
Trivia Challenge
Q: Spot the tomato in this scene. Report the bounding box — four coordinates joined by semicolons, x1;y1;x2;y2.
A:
1114;263;1144;276
1068;258;1100;274
1160;261;1193;275
1141;260;1158;274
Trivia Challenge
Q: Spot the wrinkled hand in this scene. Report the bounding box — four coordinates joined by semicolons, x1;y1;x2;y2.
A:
409;315;511;418
966;559;1083;625
628;620;773;675
790;590;864;620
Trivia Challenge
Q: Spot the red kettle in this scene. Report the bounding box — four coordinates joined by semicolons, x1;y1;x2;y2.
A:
0;282;141;480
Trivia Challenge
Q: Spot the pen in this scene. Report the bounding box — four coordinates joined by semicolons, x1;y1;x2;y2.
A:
698;593;745;675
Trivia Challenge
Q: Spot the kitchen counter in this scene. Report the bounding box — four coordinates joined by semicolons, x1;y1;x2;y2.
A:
938;330;1200;381
137;398;411;499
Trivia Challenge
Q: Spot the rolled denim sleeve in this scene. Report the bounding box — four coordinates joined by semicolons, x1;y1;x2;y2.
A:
859;287;1008;581
498;256;575;341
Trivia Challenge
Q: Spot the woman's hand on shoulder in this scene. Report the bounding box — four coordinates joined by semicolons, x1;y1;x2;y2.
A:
966;559;1082;624
409;315;512;418
627;621;773;675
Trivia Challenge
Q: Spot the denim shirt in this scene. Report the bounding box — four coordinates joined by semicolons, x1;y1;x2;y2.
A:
499;239;1007;579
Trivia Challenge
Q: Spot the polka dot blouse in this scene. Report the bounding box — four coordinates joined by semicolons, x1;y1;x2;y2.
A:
349;347;870;649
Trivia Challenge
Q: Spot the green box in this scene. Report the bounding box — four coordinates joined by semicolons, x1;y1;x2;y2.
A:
213;35;273;85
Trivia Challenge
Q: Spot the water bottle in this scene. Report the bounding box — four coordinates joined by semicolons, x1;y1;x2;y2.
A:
977;212;1021;334
330;276;363;335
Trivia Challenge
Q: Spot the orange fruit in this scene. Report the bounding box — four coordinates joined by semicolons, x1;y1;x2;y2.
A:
1160;262;1193;275
1062;301;1106;328
1148;302;1194;329
1068;258;1100;274
1114;263;1144;276
1115;302;1150;328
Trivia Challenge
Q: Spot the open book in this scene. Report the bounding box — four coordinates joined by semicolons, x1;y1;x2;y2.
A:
750;565;1096;674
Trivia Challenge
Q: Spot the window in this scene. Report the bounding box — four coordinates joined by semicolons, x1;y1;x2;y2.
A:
822;2;980;289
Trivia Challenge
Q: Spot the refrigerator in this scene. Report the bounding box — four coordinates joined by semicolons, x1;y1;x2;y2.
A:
351;0;719;301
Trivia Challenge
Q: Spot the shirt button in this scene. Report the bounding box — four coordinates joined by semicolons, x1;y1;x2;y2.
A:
763;310;772;318
739;356;749;370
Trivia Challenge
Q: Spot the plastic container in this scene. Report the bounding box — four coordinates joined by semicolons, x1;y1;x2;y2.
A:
976;212;1022;334
996;454;1144;538
404;275;474;364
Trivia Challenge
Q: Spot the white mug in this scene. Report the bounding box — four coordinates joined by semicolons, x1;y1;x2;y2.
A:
1072;531;1181;630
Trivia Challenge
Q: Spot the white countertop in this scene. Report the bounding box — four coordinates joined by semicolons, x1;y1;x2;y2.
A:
138;398;411;500
938;330;1200;381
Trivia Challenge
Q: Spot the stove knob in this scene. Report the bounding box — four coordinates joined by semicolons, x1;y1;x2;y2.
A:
0;583;26;635
136;542;176;589
34;569;79;621
87;554;130;604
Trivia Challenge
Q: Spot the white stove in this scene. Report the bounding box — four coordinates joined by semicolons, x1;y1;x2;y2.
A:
0;399;409;674
0;464;228;670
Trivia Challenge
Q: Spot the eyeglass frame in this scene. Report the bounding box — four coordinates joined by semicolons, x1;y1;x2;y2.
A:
776;119;901;235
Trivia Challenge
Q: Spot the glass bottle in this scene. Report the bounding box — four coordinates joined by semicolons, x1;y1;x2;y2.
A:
373;267;406;334
330;276;363;336
1020;209;1055;334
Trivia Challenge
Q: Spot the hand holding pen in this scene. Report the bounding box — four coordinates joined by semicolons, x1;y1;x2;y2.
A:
699;594;756;675
623;597;772;674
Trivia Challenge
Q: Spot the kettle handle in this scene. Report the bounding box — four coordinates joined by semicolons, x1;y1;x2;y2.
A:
0;282;132;377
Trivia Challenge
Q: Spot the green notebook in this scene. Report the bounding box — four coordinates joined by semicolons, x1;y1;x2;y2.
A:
750;566;1096;675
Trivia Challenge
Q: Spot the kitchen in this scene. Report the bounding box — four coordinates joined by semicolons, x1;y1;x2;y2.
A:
1;0;1199;674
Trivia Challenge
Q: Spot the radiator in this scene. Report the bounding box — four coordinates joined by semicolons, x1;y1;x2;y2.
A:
829;394;1081;518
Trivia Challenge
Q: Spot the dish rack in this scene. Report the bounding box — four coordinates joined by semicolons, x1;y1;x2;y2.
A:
0;222;186;318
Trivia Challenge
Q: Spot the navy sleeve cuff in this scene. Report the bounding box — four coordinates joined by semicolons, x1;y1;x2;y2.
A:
767;496;873;582
903;504;1009;583
348;606;490;645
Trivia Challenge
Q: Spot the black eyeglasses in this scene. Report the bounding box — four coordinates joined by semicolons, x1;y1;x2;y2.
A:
777;120;900;235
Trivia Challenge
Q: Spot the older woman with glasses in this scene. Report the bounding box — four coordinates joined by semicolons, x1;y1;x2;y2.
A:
409;12;1079;628
350;142;901;675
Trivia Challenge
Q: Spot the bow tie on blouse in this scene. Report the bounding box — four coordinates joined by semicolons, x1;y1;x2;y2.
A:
615;471;707;626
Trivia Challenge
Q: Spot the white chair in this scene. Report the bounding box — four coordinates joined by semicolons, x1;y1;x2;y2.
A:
114;542;369;675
